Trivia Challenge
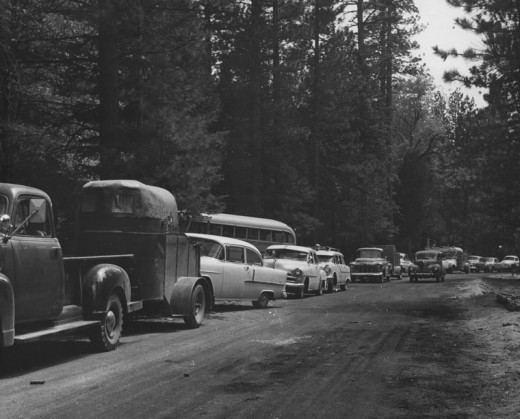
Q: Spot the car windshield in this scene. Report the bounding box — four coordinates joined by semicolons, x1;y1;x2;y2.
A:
504;256;516;261
416;252;437;261
194;238;224;260
266;249;308;261
357;249;382;258
317;255;334;263
469;257;479;261
483;258;495;262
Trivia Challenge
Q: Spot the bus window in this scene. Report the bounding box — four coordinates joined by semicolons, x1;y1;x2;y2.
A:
285;232;295;244
209;223;222;235
260;229;272;241
247;228;260;240
235;226;247;239
222;224;233;237
273;231;284;243
190;221;207;234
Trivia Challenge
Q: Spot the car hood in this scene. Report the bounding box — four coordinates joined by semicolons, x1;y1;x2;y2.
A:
264;259;310;272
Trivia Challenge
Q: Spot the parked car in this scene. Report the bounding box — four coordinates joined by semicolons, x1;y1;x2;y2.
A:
186;233;287;308
316;249;351;292
263;245;326;298
399;253;413;276
500;255;520;272
409;250;446;282
483;257;501;272
468;256;486;272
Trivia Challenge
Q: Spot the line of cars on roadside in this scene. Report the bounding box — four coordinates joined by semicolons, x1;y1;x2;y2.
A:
468;255;519;273
186;233;351;308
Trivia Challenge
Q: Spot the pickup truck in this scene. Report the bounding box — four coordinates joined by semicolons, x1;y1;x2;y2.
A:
0;181;211;353
349;247;391;283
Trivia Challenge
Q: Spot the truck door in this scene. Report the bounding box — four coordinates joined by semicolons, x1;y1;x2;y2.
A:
10;196;64;323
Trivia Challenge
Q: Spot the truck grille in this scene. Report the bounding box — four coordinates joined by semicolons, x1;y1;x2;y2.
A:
353;265;380;273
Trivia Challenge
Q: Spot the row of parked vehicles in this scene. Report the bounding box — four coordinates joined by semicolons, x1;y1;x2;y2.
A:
467;255;520;273
0;180;356;357
2;179;514;357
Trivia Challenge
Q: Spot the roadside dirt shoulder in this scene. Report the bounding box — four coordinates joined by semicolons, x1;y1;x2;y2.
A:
449;276;520;417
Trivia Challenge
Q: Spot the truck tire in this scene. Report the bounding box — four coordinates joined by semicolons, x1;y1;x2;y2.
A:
184;284;206;329
90;293;123;352
295;286;304;299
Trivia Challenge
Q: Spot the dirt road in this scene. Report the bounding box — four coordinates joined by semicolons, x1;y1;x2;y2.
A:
1;273;520;418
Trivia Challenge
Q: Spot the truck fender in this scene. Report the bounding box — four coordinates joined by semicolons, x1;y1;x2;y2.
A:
170;276;213;316
0;274;15;347
82;264;132;313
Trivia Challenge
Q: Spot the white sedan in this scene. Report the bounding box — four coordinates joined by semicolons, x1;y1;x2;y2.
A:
316;249;350;292
186;233;287;308
263;245;326;298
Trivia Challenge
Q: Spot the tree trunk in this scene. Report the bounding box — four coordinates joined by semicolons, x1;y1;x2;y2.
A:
98;0;121;179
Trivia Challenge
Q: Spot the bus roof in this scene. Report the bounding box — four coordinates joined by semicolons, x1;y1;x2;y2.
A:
200;213;295;234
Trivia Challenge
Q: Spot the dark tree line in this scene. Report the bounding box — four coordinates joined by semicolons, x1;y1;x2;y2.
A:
0;0;518;258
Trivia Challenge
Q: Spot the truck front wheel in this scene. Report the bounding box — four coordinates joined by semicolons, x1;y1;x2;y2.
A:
90;293;123;352
184;284;206;329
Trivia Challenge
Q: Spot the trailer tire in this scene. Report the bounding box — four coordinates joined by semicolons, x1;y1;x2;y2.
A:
90;293;123;352
184;284;206;329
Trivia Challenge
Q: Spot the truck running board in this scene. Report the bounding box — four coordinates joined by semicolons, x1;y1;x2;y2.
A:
14;320;100;344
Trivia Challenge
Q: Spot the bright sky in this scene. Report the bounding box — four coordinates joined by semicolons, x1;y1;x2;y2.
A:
414;0;487;107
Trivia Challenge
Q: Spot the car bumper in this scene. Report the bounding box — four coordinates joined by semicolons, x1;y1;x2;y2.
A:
351;273;383;280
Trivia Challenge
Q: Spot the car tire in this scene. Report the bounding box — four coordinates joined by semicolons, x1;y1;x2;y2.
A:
315;280;323;296
340;283;346;291
253;293;271;308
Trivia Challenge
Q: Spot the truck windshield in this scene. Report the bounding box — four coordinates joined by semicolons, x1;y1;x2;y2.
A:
0;195;7;215
357;249;382;258
318;255;334;263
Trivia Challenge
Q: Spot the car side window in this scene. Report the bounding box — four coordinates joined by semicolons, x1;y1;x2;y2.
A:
246;249;263;266
227;246;244;263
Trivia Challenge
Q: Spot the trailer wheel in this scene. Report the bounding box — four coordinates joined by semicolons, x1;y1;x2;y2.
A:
184;284;206;329
90;293;123;352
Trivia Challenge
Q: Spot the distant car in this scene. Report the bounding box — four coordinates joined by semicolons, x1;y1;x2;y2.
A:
500;255;520;272
263;245;326;298
316;249;351;292
409;250;446;282
468;256;485;272
186;233;287;308
483;257;501;272
399;253;413;275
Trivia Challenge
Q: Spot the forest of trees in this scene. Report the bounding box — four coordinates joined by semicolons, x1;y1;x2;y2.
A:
1;0;519;259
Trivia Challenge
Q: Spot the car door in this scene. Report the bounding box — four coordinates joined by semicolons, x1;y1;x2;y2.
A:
221;245;247;299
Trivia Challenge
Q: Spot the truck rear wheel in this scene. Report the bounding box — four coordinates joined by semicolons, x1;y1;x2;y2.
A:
184;284;206;329
90;293;123;352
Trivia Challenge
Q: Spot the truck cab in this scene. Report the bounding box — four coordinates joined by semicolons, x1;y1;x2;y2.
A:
0;183;128;351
